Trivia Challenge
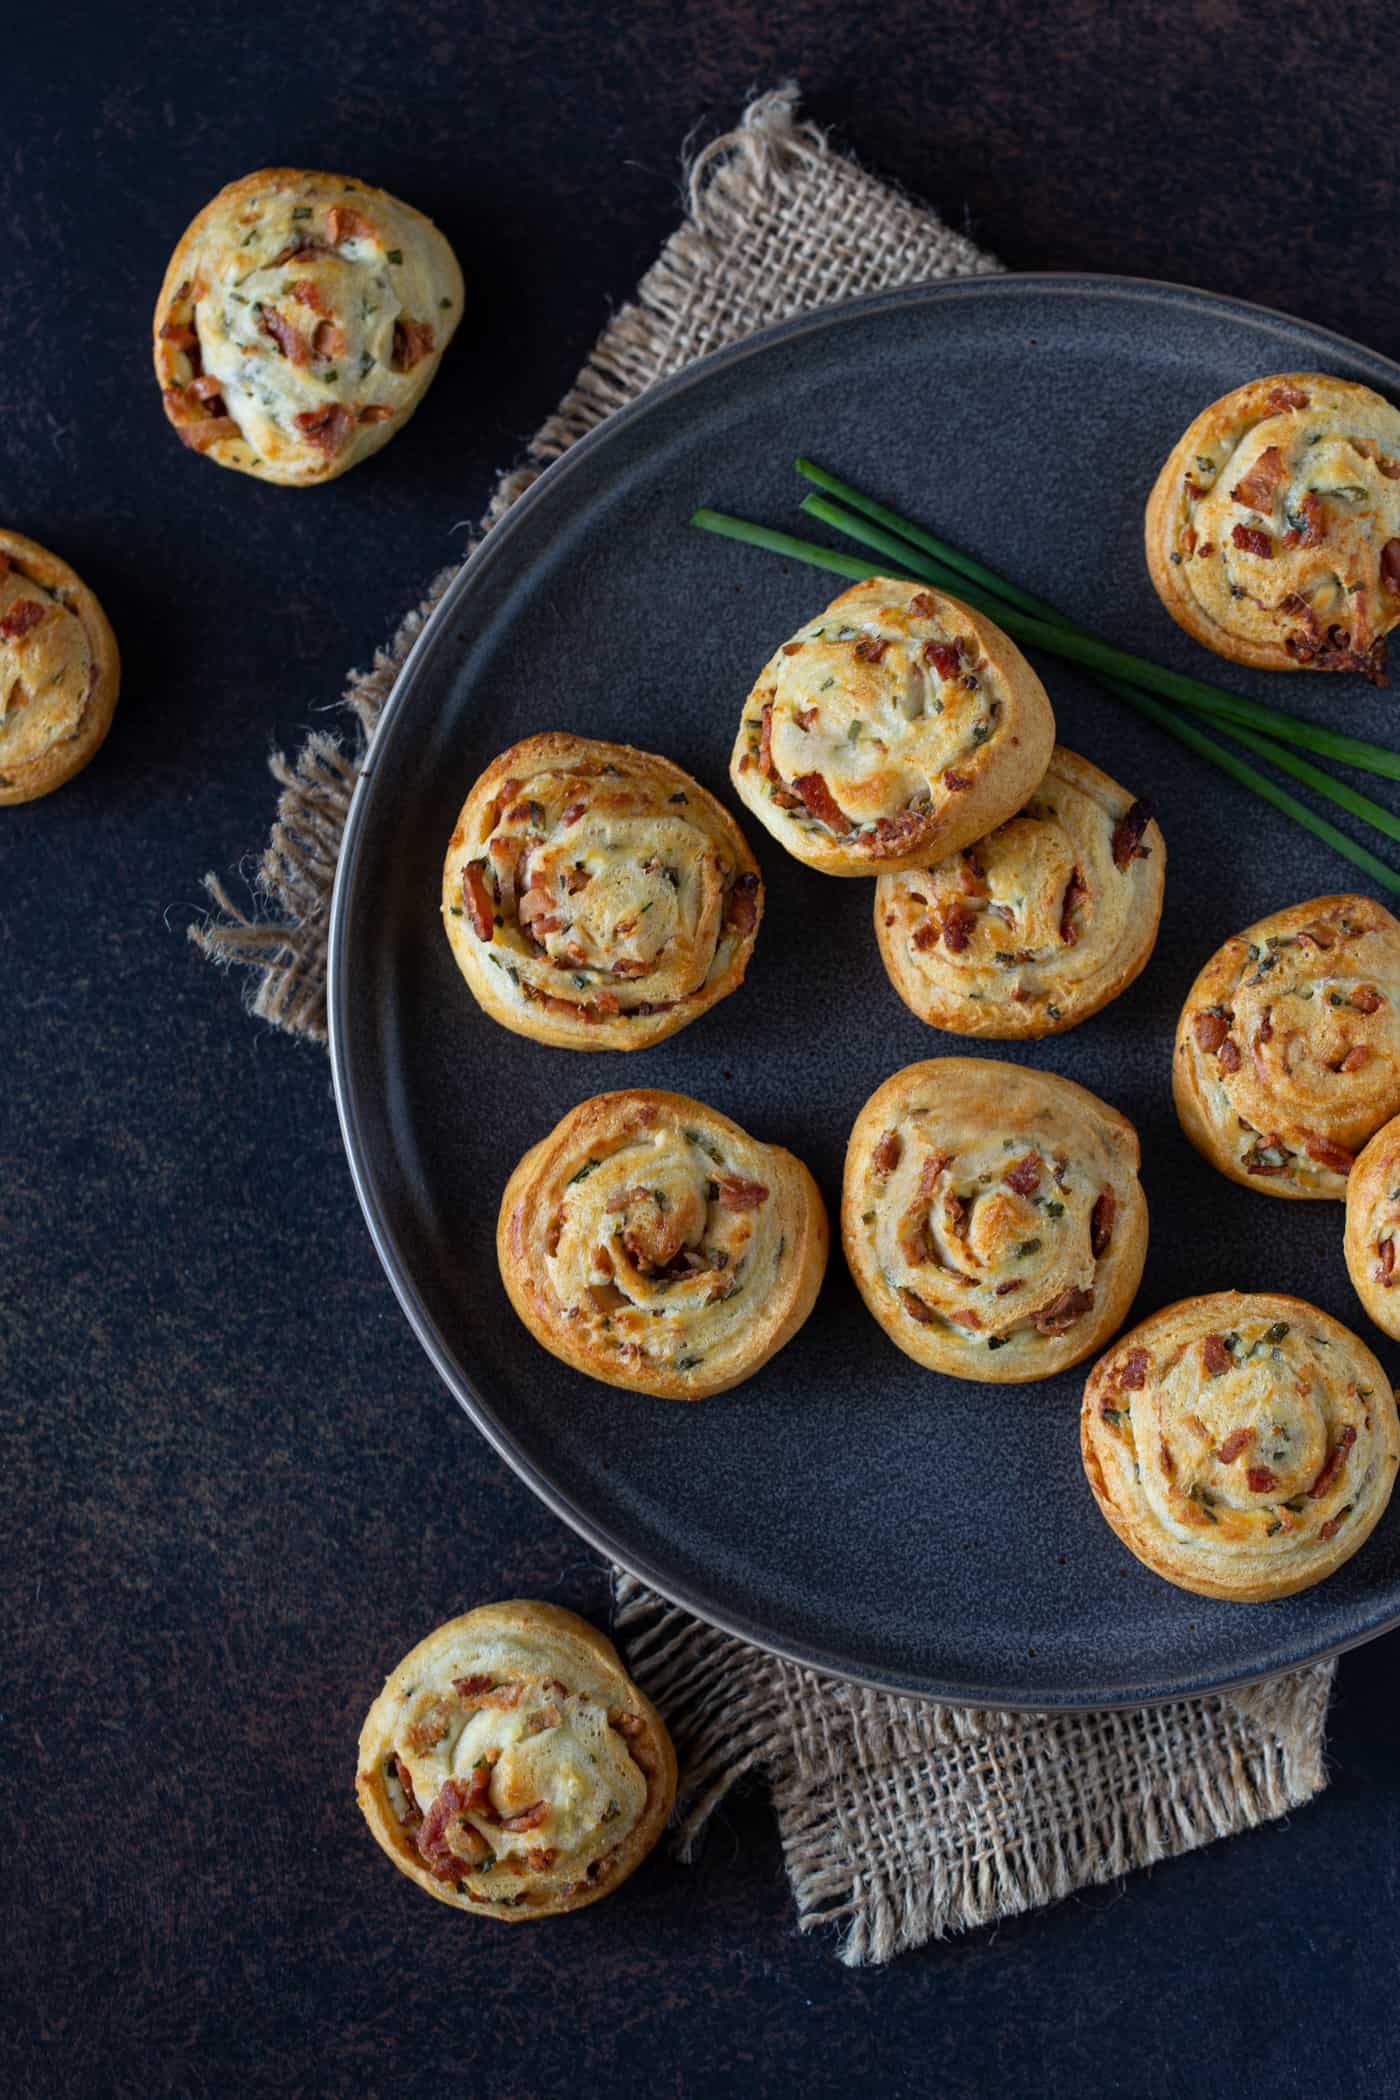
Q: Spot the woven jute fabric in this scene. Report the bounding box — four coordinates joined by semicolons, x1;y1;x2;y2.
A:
194;86;1335;1964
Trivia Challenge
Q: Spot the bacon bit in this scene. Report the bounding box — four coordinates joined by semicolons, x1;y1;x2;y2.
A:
943;770;974;792
359;404;395;424
899;1287;937;1325
912;922;938;952
291;277;330;315
1118;1348;1150;1391
392;317;436;373
922;639;961;679
527;1847;557;1871
870;809;931;854
1265;383;1311;412
1341;1045;1371;1073
0;600;45;642
500;1802;550;1834
326;204;376;245
294;403;356;455
717;1175;769;1211
908;592;936;617
188;374;225;402
417;1777;494;1879
1231;523;1274;559
1230;446;1285;511
791;772;852;834
942;902;975;954
1181;525;1197;558
1378;1238;1395;1287
1090;1189;1116;1259
1060;869;1087;947
1197;541;1215;559
758;700;776;776
1216;1427;1252;1463
946;1306;983;1331
1309;1424;1357;1499
518;884;557;930
403;1697;456;1753
1202;1332;1232;1378
1004;1152;1042;1197
395;1760;421;1820
1256;1011;1274;1047
559;800;588;824
725;871;760;934
873;1129;902;1177
312;318;348;361
1382;541;1400;597
1296;491;1328;547
1194;1009;1229;1054
452;1674;495;1700
592;989;621;1017
1036;1287;1093;1334
1110;799;1153;870
563;866;592;896
257;303;310;365
460;862;495;940
1303;1133;1354;1175
159;320;199;350
995;1278;1024;1296
854;634;891;663
1353;985;1384;1015
1246;1465;1278;1493
793;706;819;732
1218;1038;1242;1074
473;1683;526;1711
780;640;804;655
1318;1516;1343;1541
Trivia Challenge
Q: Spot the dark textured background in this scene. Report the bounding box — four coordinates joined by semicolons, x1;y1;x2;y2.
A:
5;3;1400;2095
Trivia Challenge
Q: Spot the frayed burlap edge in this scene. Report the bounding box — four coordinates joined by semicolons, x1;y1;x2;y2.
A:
613;1572;1333;1965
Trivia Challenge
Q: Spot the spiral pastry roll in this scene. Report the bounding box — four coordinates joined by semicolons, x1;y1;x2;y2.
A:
874;746;1164;1037
443;734;763;1050
154;168;462;485
729;578;1055;877
1343;1114;1400;1339
1083;1293;1399;1600
1173;895;1400;1199
1146;373;1400;679
497;1090;828;1399
842;1058;1147;1382
0;530;120;806
356;1601;676;1919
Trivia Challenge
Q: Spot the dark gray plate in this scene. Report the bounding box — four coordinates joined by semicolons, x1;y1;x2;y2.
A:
329;274;1400;1706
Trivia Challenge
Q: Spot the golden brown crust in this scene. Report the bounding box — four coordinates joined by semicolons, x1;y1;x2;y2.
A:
497;1090;828;1400
841;1058;1147;1383
443;733;763;1051
1343;1112;1400;1338
874;746;1164;1037
153;167;462;486
728;578;1055;876
0;530;120;805
1082;1292;1400;1600
1171;894;1400;1200
1145;373;1400;678
356;1601;676;1920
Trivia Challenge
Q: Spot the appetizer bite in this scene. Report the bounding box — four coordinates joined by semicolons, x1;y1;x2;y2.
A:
153;167;462;484
0;530;119;805
1083;1292;1399;1600
729;578;1055;876
1343;1112;1400;1340
443;734;762;1050
842;1058;1147;1382
357;1601;676;1918
497;1089;828;1399
1145;373;1400;680
1172;894;1400;1198
875;746;1163;1037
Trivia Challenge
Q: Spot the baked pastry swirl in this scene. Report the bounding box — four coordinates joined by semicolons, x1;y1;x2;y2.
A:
443;734;763;1050
0;530;120;806
154;168;462;485
729;578;1055;876
1082;1292;1400;1600
497;1090;828;1399
356;1601;676;1919
1145;373;1400;679
842;1058;1147;1382
1172;895;1400;1199
874;746;1163;1037
1343;1113;1400;1339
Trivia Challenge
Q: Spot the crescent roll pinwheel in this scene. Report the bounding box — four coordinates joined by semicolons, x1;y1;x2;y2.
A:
1172;894;1400;1198
1344;1113;1400;1339
0;530;120;805
874;746;1163;1036
1146;372;1400;679
154;167;462;485
729;578;1055;876
1082;1293;1400;1600
497;1090;828;1400
443;735;763;1051
842;1059;1147;1382
356;1601;676;1919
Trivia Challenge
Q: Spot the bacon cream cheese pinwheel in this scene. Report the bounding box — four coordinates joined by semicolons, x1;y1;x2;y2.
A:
0;530;119;806
497;1090;827;1400
154;168;462;485
729;578;1055;876
874;746;1163;1037
1082;1293;1399;1600
356;1601;676;1919
443;734;763;1051
842;1059;1147;1383
1343;1113;1400;1340
1146;373;1400;679
1172;895;1400;1199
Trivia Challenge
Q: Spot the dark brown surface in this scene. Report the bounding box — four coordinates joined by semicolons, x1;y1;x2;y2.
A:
6;3;1400;2095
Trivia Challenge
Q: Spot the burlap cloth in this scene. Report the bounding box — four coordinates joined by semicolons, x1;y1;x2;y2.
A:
194;87;1335;1965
